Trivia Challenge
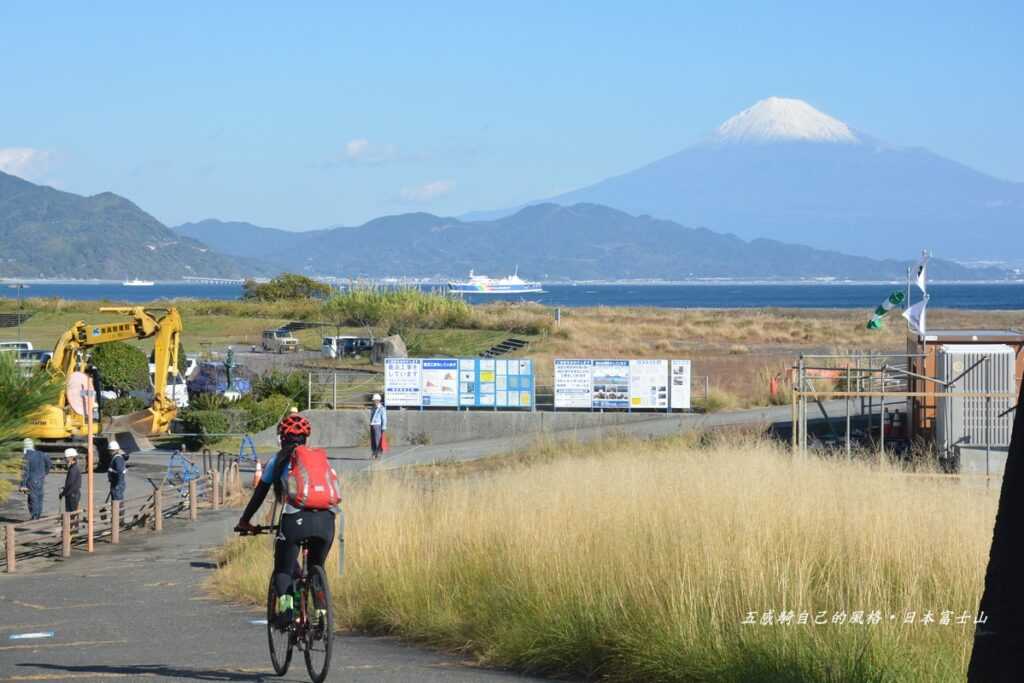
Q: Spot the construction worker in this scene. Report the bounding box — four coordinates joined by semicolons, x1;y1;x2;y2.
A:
107;440;127;505
18;438;52;520
369;394;387;459
60;448;82;513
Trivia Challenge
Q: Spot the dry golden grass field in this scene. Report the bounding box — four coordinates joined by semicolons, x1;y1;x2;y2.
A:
211;431;998;682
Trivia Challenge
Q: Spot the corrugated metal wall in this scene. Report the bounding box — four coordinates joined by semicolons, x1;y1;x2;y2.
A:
936;345;1016;453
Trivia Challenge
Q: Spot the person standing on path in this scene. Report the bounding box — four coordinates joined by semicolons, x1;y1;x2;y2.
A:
369;393;387;459
107;440;127;506
18;438;52;520
60;448;82;513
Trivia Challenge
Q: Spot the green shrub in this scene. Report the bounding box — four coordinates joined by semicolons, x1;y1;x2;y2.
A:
102;395;145;416
246;394;293;433
179;410;230;449
189;392;231;411
253;370;307;409
92;342;149;393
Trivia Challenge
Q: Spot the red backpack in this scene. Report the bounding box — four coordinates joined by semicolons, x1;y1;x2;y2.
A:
286;445;341;510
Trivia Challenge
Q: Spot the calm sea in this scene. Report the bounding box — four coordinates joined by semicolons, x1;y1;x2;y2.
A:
2;282;1023;310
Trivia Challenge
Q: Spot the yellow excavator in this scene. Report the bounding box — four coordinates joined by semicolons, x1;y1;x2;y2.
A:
25;306;183;468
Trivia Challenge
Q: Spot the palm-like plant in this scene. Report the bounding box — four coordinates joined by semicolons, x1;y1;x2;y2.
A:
0;352;61;450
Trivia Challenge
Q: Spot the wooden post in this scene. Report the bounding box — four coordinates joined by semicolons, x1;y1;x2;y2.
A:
212;470;221;510
189;480;198;521
5;524;16;573
111;502;120;544
62;512;72;557
154;488;163;532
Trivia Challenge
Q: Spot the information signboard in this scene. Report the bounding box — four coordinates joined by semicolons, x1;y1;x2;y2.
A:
384;358;422;407
554;359;593;408
591;359;630;409
670;360;691;410
554;358;692;410
421;359;458;406
629;359;669;409
387;357;534;409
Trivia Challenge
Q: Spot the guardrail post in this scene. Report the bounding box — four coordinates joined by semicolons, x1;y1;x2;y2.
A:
111;503;120;544
212;470;221;509
189;480;198;521
5;524;15;573
154;488;163;532
63;512;72;557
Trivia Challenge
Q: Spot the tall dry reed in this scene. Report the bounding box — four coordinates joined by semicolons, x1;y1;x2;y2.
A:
211;435;996;681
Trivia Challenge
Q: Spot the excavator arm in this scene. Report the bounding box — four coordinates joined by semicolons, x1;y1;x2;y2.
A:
30;307;183;440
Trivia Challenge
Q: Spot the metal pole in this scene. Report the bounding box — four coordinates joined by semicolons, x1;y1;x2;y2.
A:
798;356;806;456
333;373;338;410
986;360;992;485
85;389;95;553
846;366;851;459
307;372;312;410
791;368;798;453
879;366;886;460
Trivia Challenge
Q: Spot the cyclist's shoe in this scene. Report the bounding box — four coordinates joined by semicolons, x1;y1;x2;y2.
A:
273;594;294;629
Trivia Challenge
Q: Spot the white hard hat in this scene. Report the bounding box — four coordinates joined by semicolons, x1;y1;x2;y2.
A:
23;438;33;449
372;393;382;401
64;448;78;459
108;440;121;451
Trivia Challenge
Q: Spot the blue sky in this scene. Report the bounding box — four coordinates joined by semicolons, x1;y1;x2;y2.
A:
1;1;1020;229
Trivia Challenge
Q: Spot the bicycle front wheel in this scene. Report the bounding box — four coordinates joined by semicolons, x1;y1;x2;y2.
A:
303;565;334;683
266;577;293;675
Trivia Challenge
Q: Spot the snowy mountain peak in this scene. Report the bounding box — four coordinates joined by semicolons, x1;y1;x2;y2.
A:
713;97;859;144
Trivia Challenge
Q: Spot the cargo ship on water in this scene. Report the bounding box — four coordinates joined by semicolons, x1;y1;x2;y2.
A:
447;269;543;294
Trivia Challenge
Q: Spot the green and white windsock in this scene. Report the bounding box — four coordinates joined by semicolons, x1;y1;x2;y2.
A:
866;290;906;330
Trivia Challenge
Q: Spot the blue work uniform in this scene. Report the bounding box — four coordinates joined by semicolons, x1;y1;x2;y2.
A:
20;449;52;520
108;452;127;501
369;404;387;456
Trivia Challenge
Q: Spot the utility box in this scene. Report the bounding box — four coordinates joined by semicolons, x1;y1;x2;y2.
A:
934;344;1016;456
907;330;1024;442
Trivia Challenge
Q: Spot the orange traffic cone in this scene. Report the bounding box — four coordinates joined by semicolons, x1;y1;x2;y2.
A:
252;459;263;488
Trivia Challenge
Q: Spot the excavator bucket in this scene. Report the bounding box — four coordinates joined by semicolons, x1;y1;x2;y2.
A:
104;409;160;451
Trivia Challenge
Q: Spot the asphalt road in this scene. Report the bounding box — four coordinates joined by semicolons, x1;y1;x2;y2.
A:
0;507;540;682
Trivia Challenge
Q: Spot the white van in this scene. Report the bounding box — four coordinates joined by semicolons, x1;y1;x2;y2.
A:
130;363;190;408
0;340;33;352
322;336;357;359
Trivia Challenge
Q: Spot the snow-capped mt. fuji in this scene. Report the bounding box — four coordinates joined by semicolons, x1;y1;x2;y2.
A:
712;97;859;144
466;97;1024;259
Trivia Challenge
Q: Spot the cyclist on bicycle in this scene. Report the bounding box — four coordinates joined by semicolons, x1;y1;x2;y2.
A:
234;413;340;627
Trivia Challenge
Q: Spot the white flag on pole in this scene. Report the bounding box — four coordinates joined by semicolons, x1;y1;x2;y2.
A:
903;295;928;335
913;251;929;294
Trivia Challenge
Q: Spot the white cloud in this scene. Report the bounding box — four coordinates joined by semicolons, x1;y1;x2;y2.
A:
400;180;455;203
344;138;399;164
0;147;54;180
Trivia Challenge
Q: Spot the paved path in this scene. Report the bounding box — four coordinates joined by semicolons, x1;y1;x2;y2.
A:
0;508;539;682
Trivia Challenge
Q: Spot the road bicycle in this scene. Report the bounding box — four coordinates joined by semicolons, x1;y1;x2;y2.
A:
237;523;334;683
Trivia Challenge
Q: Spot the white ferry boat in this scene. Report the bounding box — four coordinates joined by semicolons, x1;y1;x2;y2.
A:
447;269;542;294
122;278;155;287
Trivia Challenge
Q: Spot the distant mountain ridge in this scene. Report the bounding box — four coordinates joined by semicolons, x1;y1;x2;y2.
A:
173;203;1006;281
0;171;257;279
464;97;1024;260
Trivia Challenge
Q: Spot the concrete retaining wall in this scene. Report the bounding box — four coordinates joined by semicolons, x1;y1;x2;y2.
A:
255;409;682;448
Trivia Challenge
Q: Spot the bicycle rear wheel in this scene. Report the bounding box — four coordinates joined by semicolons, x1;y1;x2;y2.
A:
266;577;293;675
303;565;334;683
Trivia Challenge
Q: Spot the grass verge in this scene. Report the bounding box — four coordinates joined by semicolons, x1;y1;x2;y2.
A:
209;432;993;681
